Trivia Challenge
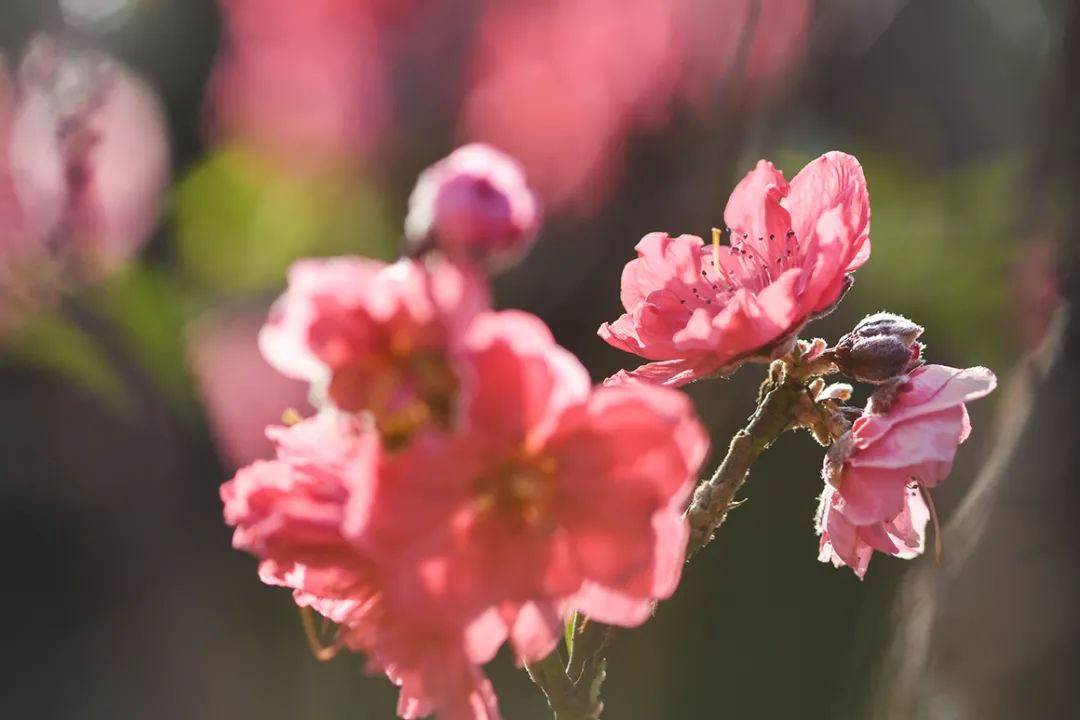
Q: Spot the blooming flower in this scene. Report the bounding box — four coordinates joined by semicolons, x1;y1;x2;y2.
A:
259;256;489;444
222;413;505;720
354;310;709;658
816;364;997;577
599;153;870;387
405;143;541;272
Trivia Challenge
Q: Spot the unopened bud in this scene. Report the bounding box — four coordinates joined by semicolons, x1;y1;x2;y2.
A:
405;143;541;272
832;312;924;384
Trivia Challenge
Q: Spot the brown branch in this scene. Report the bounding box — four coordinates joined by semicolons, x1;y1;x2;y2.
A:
685;379;802;556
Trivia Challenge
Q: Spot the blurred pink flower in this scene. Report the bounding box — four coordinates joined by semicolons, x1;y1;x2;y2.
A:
189;310;312;468
460;0;812;211
816;364;997;577
10;35;170;273
223;413;503;720
680;0;814;105
405;143;541;272
461;0;680;210
258;257;489;443
600;153;870;387
209;0;387;168
355;310;709;657
0;59;40;310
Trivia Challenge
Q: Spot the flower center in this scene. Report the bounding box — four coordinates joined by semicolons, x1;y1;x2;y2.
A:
473;452;559;530
329;349;458;449
679;227;802;309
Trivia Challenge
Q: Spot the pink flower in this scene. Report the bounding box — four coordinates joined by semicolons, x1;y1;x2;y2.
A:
816;482;928;580
816;364;997;577
459;0;812;212
599;153;870;387
259;257;489;443
10;35;170;273
222;413;378;571
460;0;680;211
354;310;709;658
208;0;386;168
222;413;505;720
405;143;541;272
339;604;505;720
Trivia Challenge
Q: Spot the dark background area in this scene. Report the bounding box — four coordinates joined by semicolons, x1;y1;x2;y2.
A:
1;1;1075;718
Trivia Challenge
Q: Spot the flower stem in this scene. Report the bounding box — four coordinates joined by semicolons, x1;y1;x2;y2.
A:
685;378;802;556
525;649;602;720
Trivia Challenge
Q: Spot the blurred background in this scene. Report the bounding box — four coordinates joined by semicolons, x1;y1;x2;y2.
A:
1;1;1077;718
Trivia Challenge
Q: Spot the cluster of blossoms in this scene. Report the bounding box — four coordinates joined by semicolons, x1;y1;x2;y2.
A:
599;152;996;577
222;144;708;719
223;145;996;719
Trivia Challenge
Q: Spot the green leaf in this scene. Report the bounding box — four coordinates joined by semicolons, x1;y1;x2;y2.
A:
5;311;129;411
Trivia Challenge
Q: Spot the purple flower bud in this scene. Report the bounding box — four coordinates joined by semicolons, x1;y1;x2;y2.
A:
832;312;924;384
405;143;541;271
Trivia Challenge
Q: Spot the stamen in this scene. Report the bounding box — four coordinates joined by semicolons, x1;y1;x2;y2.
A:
299;606;340;661
709;227;737;289
711;227;722;272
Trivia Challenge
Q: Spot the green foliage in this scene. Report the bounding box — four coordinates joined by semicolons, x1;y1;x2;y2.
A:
174;147;397;295
95;264;196;414
5;311;129;411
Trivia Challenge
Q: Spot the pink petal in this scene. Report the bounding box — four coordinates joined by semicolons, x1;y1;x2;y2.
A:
462;310;591;449
834;465;909;525
723;159;793;251
618;232;707;310
851;406;969;470
784;151;870;272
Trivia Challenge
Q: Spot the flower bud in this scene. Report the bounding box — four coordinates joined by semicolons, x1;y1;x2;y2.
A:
832;312;924;384
404;143;541;271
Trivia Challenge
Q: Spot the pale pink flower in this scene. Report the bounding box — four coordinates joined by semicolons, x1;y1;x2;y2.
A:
258;257;489;442
816;482;928;580
816;364;997;577
405;143;541;271
222;413;505;720
10;35;170;273
600;153;870;386
353;310;709;659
